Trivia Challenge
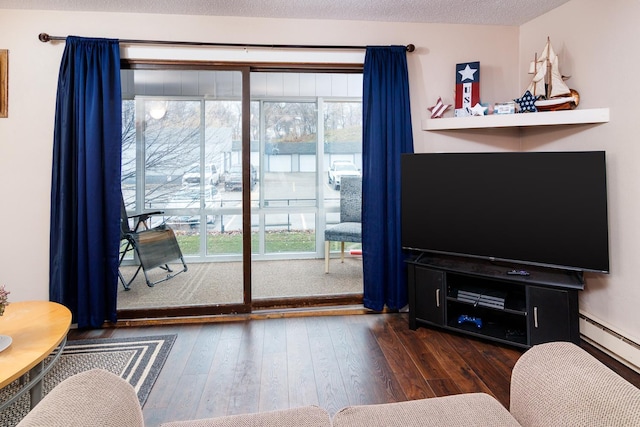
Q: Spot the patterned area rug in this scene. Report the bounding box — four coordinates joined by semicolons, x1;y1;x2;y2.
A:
0;334;176;426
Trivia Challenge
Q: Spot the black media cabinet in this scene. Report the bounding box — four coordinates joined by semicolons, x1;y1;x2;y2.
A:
406;253;583;348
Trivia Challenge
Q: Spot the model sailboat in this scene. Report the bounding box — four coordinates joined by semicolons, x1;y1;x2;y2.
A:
526;37;579;111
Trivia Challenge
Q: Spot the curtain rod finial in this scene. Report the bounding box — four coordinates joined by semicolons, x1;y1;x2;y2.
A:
406;44;415;52
39;33;51;43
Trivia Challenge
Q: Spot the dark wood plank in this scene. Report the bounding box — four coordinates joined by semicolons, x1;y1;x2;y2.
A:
226;320;264;416
344;315;407;404
326;315;380;406
386;313;459;381
183;326;221;376
441;330;512;406
470;338;523;374
365;314;436;400
426;329;496;395
305;316;351;416
285;317;320;408
194;323;246;419
164;374;208;422
259;318;289;412
427;378;463;396
142;324;203;411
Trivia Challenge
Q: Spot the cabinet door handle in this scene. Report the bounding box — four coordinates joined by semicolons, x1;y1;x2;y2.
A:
436;289;440;308
534;306;539;328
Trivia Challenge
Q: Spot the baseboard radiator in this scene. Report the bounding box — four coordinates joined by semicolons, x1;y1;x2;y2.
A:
580;311;640;374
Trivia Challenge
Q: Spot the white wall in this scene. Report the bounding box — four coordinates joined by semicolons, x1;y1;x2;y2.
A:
519;0;640;349
0;9;518;303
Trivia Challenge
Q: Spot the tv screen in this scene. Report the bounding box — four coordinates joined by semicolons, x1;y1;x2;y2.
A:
401;151;609;273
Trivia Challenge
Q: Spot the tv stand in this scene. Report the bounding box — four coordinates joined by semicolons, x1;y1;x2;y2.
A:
406;253;583;348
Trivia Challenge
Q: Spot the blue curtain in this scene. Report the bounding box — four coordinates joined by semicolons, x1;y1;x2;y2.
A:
49;37;122;328
362;46;414;311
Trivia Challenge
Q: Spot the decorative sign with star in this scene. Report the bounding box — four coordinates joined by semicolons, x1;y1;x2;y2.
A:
455;61;480;117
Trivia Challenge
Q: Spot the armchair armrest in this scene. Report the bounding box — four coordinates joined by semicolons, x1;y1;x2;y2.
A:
17;369;144;427
129;210;165;231
510;341;640;426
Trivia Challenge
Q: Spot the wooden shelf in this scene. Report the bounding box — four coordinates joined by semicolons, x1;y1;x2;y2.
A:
422;108;610;131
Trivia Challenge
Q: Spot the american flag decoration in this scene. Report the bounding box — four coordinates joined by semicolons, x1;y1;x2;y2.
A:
428;97;451;119
455;61;480;117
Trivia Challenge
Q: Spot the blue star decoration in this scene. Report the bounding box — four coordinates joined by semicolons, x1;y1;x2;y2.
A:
514;90;541;113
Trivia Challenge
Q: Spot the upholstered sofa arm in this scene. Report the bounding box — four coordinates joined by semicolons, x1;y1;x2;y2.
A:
510;341;640;426
17;369;144;427
160;405;331;427
332;393;519;427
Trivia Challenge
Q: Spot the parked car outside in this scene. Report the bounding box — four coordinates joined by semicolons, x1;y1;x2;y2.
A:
182;163;220;187
224;164;257;191
162;186;221;228
327;160;361;190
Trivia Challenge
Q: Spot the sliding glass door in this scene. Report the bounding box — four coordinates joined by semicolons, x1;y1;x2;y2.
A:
118;65;363;316
119;68;248;314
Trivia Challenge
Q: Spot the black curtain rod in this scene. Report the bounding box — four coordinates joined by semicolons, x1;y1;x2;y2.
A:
38;33;415;52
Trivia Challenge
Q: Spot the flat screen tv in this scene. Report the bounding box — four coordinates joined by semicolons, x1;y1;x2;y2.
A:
401;151;609;273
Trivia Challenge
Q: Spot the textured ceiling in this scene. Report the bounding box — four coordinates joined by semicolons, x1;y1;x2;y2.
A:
0;0;570;25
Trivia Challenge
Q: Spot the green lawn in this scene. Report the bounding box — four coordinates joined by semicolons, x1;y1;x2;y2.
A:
175;230;359;255
176;230;315;255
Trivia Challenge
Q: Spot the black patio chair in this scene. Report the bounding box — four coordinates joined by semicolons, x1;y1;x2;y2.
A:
119;194;187;290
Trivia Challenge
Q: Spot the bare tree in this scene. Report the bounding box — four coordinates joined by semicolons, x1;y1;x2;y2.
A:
121;100;202;204
264;102;317;142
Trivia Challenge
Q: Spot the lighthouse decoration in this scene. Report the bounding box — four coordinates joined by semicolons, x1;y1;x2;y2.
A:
455;61;480;117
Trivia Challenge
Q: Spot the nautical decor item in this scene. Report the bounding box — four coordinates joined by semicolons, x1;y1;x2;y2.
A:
455;61;480;117
428;97;451;118
525;37;579;111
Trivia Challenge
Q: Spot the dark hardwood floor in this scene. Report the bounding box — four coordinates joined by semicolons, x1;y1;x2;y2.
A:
68;312;640;427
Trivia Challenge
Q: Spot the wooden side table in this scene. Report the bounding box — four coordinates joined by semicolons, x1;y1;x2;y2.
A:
0;301;72;410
